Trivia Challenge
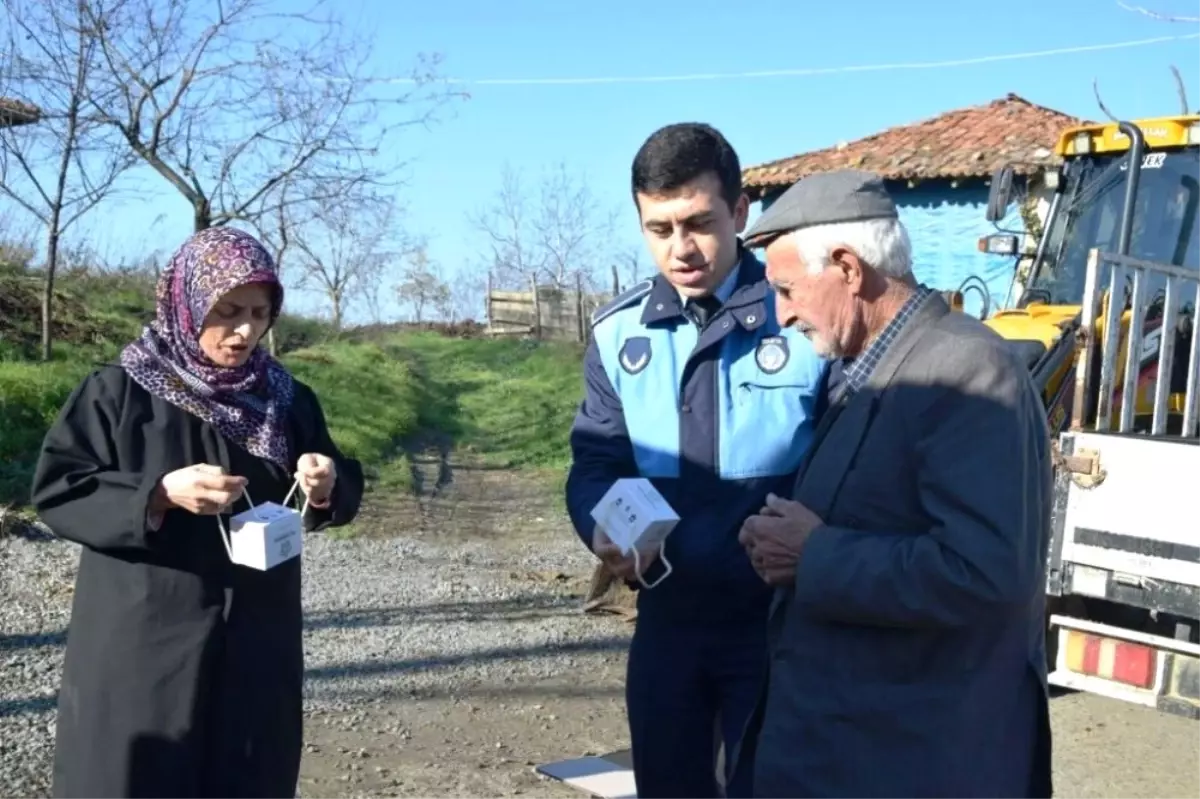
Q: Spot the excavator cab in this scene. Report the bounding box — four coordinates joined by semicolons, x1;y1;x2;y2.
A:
973;116;1200;435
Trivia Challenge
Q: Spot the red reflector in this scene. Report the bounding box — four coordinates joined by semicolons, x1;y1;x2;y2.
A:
1111;641;1155;688
1064;630;1158;689
1082;635;1102;674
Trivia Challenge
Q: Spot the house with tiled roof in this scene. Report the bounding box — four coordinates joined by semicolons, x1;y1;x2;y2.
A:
742;93;1086;313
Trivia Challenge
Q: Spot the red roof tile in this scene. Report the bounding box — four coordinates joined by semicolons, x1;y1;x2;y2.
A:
0;97;41;128
741;94;1088;199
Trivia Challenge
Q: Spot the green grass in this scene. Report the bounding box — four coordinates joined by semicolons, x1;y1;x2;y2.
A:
284;341;423;493
391;331;585;475
0;359;99;503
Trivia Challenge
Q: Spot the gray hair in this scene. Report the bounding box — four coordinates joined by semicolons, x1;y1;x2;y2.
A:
791;217;913;279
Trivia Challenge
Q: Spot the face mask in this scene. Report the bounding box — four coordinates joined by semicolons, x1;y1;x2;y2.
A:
215;479;309;571
590;477;681;590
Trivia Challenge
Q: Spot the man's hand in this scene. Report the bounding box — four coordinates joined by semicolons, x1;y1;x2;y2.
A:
156;464;248;516
593;525;656;582
295;453;337;506
738;493;825;586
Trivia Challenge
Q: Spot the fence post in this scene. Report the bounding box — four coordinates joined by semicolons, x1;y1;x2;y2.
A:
485;271;494;332
575;272;586;343
529;273;542;339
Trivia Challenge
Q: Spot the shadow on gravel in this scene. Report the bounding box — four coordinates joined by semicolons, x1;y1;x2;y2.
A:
0;693;56;718
0;634;629;719
307;681;627;704
0;516;56;541
305;635;629;683
303;595;582;630
0;630;67;650
0;596;583;655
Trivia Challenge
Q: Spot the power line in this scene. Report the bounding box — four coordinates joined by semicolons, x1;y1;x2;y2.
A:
372;32;1200;87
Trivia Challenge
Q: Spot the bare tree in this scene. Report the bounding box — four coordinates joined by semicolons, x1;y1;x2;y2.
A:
395;245;450;323
616;245;646;292
0;0;135;360
254;175;326;354
71;0;460;233
469;161;619;292
467;164;541;290
291;189;397;330
447;266;487;322
536;163;619;291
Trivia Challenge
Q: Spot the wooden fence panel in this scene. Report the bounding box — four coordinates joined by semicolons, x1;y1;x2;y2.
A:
486;281;613;343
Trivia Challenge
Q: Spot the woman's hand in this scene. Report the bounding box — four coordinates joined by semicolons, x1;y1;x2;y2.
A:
154;464;248;516
295;453;336;507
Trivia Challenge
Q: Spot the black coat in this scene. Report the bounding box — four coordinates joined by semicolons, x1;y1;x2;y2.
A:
30;364;364;798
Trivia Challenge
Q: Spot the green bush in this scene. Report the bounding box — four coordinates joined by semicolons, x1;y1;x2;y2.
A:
0;360;92;502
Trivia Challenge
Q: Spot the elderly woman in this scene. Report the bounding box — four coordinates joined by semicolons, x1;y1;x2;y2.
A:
31;227;364;798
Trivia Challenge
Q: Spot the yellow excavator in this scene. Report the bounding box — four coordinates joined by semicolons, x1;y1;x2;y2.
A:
971;114;1200;718
976;114;1198;436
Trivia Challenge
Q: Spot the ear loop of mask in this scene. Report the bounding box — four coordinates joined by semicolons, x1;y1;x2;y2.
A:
632;541;672;590
216;478;310;559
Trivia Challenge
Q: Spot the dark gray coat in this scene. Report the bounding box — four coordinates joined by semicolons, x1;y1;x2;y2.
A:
734;296;1054;798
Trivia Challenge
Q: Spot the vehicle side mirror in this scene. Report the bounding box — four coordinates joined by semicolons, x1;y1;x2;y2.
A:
985;165;1016;222
978;234;1020;256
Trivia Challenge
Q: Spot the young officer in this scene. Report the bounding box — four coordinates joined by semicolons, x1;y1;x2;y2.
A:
565;123;833;798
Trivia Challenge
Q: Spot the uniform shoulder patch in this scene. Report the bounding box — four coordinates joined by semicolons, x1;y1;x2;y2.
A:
590;279;654;327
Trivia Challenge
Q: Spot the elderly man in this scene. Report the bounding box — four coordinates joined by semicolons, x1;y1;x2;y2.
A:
731;169;1054;798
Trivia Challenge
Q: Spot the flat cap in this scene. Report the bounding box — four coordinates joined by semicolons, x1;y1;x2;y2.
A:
743;168;898;248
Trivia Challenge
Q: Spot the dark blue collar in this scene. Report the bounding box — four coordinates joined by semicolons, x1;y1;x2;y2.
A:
640;246;770;334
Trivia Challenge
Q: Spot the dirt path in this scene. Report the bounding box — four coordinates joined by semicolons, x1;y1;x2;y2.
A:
297;443;633;798
356;435;565;545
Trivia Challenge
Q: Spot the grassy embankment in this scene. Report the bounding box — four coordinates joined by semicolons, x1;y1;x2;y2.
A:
0;265;585;519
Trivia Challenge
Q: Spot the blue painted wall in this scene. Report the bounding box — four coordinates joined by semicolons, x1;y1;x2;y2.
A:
760;177;1026;318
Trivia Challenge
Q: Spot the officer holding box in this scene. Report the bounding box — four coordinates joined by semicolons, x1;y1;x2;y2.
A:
565;123;834;798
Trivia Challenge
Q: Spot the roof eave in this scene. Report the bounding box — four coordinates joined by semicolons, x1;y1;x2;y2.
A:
743;161;1058;200
0;100;42;128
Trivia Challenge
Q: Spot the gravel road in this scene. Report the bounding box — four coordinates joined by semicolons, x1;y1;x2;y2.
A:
2;465;1197;798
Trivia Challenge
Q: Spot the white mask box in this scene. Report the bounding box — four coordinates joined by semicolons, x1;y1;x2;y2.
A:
590;478;679;556
226;501;303;571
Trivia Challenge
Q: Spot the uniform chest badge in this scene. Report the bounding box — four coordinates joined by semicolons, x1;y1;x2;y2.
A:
755;335;790;374
619;336;652;375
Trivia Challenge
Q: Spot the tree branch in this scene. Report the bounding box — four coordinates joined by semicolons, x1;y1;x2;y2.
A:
1092;78;1119;122
70;0;463;231
1169;64;1190;114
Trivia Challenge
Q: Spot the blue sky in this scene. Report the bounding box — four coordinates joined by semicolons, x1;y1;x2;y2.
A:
10;0;1200;323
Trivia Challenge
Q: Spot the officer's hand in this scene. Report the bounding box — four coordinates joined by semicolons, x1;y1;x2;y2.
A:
592;525;656;581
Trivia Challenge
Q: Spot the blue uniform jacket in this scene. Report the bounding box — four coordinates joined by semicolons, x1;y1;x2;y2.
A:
565;249;834;624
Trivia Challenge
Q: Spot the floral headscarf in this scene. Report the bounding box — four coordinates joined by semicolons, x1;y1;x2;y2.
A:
120;227;296;468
